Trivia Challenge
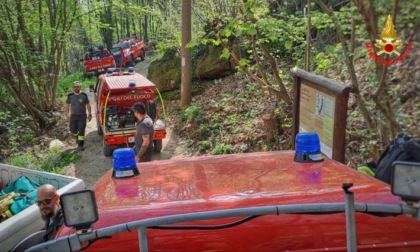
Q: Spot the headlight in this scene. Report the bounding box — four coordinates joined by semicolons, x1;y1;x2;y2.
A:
391;161;420;201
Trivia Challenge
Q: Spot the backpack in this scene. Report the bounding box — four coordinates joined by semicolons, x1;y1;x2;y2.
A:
374;133;420;184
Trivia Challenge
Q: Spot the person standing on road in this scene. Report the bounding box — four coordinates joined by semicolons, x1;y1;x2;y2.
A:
66;81;92;151
36;184;63;241
132;102;154;162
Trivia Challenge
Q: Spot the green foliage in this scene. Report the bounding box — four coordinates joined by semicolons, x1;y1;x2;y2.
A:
197;125;211;140
313;52;334;74
161;90;181;101
186;139;193;148
226;114;240;125
211;144;233;155
6;148;80;174
57;73;95;99
199;141;211;152
23;134;33;144
7;153;39;170
180;106;201;123
0;111;34;156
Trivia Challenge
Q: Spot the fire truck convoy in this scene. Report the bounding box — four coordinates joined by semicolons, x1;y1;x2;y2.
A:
94;68;166;157
25;133;420;252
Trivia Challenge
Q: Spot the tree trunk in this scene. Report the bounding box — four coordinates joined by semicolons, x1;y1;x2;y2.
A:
263;115;283;143
305;0;311;72
181;0;192;106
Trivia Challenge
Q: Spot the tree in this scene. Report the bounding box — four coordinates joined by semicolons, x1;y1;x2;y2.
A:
0;0;79;135
315;0;418;160
209;0;294;108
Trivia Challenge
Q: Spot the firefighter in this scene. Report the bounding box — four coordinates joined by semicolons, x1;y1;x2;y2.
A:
65;81;92;151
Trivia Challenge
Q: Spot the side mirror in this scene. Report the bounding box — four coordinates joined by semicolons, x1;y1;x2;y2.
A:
391;161;420;202
60;189;99;232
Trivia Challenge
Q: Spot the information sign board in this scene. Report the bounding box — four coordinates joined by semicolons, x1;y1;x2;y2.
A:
291;68;350;163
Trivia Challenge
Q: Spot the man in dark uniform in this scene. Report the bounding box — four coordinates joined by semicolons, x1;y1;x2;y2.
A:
36;184;63;241
132;102;154;162
66;81;92;151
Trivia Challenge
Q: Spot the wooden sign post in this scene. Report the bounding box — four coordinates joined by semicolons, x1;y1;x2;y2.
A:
291;68;351;163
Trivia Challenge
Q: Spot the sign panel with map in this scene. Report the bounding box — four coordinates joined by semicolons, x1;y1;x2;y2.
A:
291;68;350;163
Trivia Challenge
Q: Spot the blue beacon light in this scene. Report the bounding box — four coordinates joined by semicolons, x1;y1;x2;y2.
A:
294;132;324;162
112;148;139;178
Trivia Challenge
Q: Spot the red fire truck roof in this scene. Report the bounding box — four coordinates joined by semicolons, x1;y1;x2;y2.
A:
103;72;155;91
56;151;420;251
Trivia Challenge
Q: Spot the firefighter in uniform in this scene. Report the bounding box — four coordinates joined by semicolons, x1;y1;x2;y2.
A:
65;81;92;151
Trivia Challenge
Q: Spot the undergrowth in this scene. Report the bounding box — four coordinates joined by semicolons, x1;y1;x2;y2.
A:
6;148;80;174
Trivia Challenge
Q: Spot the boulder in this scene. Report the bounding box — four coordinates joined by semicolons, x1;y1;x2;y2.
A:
148;45;235;92
148;47;181;92
49;139;65;150
194;45;234;80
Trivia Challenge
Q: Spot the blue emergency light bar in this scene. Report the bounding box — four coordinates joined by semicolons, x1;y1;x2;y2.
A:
294;132;324;163
112;148;139;178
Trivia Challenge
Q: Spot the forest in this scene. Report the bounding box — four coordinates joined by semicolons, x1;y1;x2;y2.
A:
0;0;418;168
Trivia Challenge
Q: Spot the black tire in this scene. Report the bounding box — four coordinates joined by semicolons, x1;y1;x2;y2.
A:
103;140;113;157
96;116;103;135
129;55;135;67
140;50;146;61
154;140;162;153
146;100;157;121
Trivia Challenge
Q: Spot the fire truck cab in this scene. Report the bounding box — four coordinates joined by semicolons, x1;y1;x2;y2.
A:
94;68;166;156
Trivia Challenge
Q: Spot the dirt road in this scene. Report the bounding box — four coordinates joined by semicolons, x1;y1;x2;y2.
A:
66;52;188;188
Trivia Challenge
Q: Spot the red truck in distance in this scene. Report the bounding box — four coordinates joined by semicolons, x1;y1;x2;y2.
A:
81;46;116;77
111;36;147;68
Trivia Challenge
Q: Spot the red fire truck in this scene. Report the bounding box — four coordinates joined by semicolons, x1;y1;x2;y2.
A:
111;36;147;68
94;68;166;156
81;46;116;77
26;136;420;251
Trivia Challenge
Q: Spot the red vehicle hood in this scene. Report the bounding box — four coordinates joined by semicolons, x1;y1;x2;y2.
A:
57;151;420;251
93;151;395;213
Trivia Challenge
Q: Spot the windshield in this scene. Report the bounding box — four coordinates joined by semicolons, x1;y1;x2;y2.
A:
111;42;129;54
111;47;121;54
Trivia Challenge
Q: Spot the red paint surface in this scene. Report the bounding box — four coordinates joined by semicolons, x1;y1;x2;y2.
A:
58;151;420;251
